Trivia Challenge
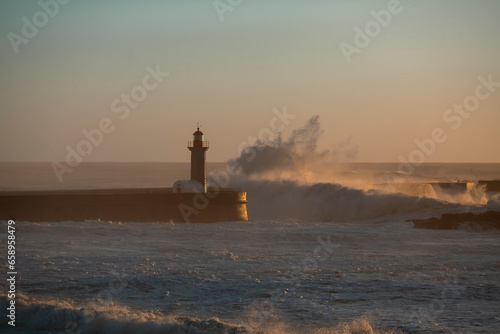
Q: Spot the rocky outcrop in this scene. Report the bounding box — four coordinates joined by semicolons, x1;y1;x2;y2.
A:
411;211;500;230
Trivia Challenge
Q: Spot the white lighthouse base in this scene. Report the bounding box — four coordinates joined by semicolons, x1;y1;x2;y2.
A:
173;180;204;193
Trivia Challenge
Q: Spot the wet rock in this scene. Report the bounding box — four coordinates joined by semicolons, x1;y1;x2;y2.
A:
411;211;500;230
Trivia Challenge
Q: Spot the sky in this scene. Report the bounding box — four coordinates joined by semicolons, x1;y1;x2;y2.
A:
0;0;499;163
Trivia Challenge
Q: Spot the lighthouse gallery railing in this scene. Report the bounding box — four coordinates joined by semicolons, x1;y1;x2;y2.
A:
187;141;209;148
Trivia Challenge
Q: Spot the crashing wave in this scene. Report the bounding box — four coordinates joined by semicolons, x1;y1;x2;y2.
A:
232;178;460;222
0;294;402;334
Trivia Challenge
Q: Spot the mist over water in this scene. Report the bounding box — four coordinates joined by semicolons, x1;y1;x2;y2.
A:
230;116;357;182
226;117;500;215
230;179;458;222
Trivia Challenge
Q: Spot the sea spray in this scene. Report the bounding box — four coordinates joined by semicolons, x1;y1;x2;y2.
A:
229;178;458;222
226;117;494;208
230;116;357;181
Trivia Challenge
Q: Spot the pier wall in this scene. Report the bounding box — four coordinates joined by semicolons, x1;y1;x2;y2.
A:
0;188;248;223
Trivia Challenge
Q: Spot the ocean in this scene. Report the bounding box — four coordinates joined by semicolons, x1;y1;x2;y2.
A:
1;162;500;333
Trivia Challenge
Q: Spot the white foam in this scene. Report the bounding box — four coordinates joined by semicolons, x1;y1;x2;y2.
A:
231;178;458;222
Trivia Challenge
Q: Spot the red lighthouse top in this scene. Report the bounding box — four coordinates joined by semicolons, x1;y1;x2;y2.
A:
193;127;204;136
188;125;209;148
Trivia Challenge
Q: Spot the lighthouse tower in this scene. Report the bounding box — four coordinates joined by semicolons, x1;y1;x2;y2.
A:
188;126;209;192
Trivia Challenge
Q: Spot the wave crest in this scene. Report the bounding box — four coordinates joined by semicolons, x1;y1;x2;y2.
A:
232;179;458;222
2;295;401;334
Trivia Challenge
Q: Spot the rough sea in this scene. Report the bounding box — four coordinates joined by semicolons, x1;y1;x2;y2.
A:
1;162;500;334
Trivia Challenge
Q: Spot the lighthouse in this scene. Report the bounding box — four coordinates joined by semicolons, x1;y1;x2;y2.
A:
1;123;248;222
188;125;209;192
